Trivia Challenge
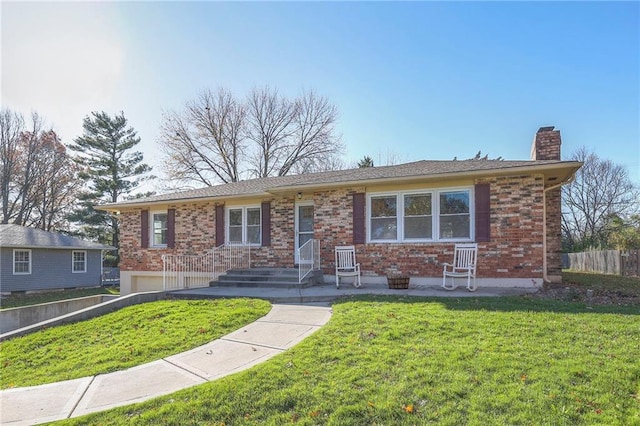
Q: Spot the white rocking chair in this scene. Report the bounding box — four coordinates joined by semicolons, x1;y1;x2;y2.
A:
442;243;478;292
335;245;361;288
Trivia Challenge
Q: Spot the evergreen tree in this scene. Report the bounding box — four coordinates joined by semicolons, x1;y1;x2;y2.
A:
68;111;153;264
358;155;374;168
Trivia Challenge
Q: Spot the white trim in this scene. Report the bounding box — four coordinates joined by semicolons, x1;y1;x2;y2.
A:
150;210;168;248
367;186;474;243
13;249;32;275
72;250;87;273
226;205;262;246
295;201;315;264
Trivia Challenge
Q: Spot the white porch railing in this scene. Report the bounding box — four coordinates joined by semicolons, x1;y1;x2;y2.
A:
298;239;320;282
162;244;251;291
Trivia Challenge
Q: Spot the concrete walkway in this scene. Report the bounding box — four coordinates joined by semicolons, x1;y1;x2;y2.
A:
0;304;333;426
171;282;538;303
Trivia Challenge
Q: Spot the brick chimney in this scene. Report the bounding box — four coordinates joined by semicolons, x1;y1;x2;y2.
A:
531;126;561;160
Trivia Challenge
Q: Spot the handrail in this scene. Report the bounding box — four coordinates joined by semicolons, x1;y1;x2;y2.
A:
162;244;251;291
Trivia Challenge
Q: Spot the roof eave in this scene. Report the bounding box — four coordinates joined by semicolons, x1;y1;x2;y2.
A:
2;245;115;250
268;162;584;193
96;161;582;211
95;191;273;212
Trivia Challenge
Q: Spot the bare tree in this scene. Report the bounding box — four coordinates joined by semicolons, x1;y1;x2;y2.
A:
159;86;344;186
245;86;297;178
160;88;246;187
31;131;81;231
562;147;639;251
278;89;343;176
0;109;79;230
0;108;24;223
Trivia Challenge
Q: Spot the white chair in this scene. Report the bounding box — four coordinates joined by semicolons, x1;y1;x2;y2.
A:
335;245;361;288
442;243;478;292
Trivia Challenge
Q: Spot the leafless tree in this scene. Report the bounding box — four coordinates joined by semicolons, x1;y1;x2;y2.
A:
283;90;343;175
0;109;79;230
159;86;344;187
562;147;639;250
31;131;82;231
160;88;246;187
0;108;24;223
245;86;297;178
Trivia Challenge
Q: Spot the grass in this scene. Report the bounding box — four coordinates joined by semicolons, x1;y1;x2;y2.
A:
57;296;639;425
0;298;270;389
0;287;119;310
562;271;640;297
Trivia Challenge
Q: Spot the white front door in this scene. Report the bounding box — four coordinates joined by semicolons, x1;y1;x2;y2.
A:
295;202;314;264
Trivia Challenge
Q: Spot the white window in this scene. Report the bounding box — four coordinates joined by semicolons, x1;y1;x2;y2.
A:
13;249;31;274
227;206;261;245
72;250;87;273
151;211;168;247
368;188;472;242
439;191;471;240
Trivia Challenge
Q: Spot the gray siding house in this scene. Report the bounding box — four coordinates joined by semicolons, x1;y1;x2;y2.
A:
0;224;113;293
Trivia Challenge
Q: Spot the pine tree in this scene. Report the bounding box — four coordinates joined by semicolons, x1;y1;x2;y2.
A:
68;111;153;264
357;155;374;168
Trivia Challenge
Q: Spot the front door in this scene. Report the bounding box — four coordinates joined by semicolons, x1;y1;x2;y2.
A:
295;202;314;264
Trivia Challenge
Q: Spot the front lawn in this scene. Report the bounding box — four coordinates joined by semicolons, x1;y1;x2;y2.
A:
0;298;271;389
60;296;639;425
0;287;119;310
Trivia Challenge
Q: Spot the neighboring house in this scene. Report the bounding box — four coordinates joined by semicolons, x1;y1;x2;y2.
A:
0;224;113;293
98;126;581;295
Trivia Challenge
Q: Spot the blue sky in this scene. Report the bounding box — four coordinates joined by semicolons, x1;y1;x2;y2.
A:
2;1;639;188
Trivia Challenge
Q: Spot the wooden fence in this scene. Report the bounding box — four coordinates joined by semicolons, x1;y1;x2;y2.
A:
567;250;640;277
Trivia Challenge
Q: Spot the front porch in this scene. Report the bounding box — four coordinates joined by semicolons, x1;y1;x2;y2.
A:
162;240;322;292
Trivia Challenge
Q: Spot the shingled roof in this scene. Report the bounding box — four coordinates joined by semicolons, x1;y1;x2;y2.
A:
0;224;114;250
98;158;581;210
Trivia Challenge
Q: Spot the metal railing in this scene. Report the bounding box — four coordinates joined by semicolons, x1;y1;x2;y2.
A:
298;239;320;282
162;244;251;291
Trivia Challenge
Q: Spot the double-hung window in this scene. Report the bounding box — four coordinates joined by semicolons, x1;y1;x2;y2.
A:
439;191;471;239
228;206;261;245
151;211;168;247
13;249;31;274
72;250;87;273
368;188;472;242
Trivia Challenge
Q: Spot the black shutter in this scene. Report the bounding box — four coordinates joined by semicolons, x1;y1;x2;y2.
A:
353;193;366;244
261;201;271;247
167;208;176;248
475;183;491;242
215;204;225;247
141;210;149;248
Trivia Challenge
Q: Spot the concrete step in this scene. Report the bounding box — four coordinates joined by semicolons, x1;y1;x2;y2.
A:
210;268;321;289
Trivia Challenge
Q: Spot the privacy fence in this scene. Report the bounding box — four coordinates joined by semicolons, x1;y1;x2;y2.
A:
566;249;640;277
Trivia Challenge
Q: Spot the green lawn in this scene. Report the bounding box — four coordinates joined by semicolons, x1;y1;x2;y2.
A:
0;298;271;389
0;287;119;310
57;296;639;425
562;271;640;296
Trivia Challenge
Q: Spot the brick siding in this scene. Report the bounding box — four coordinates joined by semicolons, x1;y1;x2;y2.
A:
119;175;552;280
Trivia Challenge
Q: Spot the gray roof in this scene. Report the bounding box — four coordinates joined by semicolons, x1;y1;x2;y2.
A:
99;158;581;210
0;224;114;250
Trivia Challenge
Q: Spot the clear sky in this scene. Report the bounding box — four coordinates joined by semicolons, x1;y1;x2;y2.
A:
2;1;639;189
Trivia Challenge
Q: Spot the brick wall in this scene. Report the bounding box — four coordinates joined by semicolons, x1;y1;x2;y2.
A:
119;176;551;280
531;126;561;161
531;125;563;281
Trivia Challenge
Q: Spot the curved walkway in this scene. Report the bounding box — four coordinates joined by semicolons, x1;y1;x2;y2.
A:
0;303;333;426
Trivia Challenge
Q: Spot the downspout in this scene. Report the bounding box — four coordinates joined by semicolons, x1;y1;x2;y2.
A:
542;176;575;283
